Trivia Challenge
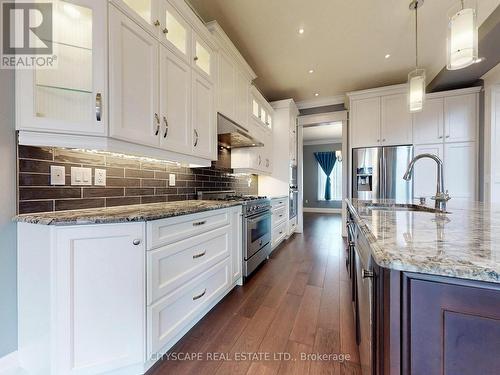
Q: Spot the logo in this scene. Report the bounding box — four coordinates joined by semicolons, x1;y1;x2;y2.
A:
1;1;56;69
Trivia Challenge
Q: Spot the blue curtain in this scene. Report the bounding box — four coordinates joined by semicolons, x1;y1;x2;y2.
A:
314;152;336;200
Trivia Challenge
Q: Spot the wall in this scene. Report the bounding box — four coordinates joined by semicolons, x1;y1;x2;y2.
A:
18;146;258;214
303;143;342;209
482;62;500;203
0;70;17;357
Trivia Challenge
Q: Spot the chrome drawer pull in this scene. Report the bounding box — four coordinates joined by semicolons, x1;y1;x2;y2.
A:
192;251;206;259
192;220;206;226
192;289;206;301
95;93;102;121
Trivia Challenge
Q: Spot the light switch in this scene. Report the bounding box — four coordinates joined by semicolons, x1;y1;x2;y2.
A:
169;174;176;186
71;167;92;186
95;169;106;186
50;165;65;185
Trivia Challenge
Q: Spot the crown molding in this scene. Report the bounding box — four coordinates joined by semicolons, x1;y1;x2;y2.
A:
296;95;346;110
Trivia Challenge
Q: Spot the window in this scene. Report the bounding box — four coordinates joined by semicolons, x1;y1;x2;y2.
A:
317;160;342;201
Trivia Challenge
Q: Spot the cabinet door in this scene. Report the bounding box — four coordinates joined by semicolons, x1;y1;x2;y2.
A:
445;142;476;200
413;97;444;144
350;97;381;148
16;0;107;135
444;94;477;142
230;207;243;283
218;51;236;119
192;71;215;159
115;0;160;36
192;34;213;80
54;223;145;374
159;0;190;62
109;5;160;147
381;94;412;145
159;46;191;153
413;144;444;198
235;70;249;128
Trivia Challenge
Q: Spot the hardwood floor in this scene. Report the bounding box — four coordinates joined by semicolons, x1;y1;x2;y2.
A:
148;213;361;375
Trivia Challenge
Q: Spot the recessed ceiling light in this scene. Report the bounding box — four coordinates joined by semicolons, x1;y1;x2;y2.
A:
385;54;391;59
308;69;314;74
298;28;305;34
314;93;319;97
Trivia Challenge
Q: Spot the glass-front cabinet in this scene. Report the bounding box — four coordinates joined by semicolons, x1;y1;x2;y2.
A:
192;35;212;78
16;0;107;135
115;0;160;36
160;0;190;61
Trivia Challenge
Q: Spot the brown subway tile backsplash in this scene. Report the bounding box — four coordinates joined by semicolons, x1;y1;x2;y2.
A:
17;145;258;214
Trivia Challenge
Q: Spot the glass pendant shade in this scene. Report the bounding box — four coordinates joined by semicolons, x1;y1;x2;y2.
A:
408;69;426;112
447;0;478;70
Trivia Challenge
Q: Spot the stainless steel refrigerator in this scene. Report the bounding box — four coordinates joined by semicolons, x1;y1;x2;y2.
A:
352;145;413;201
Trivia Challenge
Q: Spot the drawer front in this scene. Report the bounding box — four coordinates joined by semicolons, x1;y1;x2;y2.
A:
147;226;230;304
271;197;287;208
148;259;231;356
147;209;231;250
272;206;287;227
272;221;287;247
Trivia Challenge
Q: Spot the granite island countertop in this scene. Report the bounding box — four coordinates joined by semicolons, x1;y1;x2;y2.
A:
13;200;242;226
346;198;500;284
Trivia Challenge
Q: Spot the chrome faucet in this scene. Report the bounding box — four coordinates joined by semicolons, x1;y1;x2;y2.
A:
403;153;450;210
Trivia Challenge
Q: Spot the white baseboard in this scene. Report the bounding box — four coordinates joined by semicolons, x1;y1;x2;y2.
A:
303;207;342;214
0;351;18;372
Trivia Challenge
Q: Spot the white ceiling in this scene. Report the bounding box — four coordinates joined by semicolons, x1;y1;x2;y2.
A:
303;122;342;144
188;0;500;102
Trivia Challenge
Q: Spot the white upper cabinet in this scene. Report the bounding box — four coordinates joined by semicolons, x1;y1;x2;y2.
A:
413;97;444;144
109;5;160;147
381;94;412;145
192;71;215;159
159;46;191;153
444;93;477;143
192;34;213;79
218;50;236;119
445;142;477;200
350;96;381;148
16;0;107;135
116;0;160;35
159;0;190;61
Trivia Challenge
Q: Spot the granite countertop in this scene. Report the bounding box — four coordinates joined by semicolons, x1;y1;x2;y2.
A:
346;198;500;284
13;200;242;226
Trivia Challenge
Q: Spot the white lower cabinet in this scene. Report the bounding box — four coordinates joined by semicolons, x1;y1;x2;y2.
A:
18;222;146;375
147;258;231;358
270;198;288;251
17;206;242;375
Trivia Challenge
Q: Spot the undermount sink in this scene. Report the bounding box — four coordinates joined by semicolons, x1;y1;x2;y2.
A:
364;203;449;214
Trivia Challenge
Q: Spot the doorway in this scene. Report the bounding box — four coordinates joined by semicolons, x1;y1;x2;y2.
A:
297;111;348;236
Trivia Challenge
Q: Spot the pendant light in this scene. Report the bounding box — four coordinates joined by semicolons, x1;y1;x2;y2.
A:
408;0;425;113
447;0;478;70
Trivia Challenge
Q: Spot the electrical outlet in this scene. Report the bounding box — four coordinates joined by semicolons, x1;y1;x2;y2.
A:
95;169;106;186
169;174;176;186
50;165;65;185
71;167;92;186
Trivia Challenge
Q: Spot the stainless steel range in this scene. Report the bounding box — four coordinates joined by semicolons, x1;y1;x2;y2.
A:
197;191;271;278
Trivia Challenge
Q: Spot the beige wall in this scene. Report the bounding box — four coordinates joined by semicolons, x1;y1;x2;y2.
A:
0;69;18;357
482;63;500;204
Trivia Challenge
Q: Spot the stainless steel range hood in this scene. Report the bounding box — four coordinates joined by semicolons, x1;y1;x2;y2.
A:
217;113;263;148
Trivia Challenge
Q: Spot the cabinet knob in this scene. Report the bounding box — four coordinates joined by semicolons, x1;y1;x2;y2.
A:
445;135;450;138
377;139;380;143
162;28;168;34
132;239;141;246
382;138;386;142
438;136;443;139
154;20;160;27
194;56;199;61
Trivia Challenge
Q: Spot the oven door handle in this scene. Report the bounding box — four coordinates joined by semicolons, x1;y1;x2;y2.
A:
246;212;271;224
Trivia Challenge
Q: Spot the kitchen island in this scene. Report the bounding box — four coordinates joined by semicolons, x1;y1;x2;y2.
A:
346;199;500;375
